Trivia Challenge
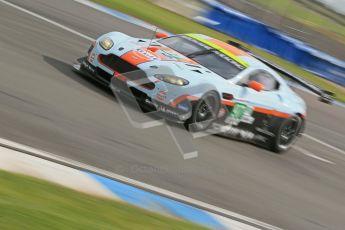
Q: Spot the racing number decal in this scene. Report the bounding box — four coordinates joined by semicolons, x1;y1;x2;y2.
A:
230;103;248;120
226;103;254;125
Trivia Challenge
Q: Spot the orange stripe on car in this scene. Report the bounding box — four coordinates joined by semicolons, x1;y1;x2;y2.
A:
170;95;199;107
121;50;153;65
253;107;291;118
222;100;291;118
207;39;250;56
222;100;235;106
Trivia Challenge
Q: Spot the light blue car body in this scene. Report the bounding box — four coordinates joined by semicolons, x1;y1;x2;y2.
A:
87;32;306;119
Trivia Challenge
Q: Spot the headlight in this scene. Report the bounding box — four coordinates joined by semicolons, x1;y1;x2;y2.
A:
155;74;189;86
99;37;114;50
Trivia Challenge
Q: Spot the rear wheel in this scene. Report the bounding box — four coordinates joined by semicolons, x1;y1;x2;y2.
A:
271;115;303;153
185;91;220;132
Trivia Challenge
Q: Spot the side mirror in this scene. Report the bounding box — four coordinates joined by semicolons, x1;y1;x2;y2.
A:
248;81;264;92
155;32;169;39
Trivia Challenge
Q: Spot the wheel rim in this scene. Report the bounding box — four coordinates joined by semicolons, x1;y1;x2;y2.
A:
279;118;300;147
196;99;215;123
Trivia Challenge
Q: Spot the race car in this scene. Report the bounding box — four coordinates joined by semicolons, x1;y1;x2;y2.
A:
73;32;329;153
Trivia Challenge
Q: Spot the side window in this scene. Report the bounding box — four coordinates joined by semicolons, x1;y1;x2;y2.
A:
244;70;279;91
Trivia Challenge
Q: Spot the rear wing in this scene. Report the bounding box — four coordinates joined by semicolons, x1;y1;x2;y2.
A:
228;41;335;104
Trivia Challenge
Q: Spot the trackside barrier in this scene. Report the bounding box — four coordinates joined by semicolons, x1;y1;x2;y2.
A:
198;0;345;87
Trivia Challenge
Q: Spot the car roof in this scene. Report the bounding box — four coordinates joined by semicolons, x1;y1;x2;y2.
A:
186;34;269;69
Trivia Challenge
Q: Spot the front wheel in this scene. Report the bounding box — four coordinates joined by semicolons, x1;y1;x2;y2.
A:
271;115;303;153
185;91;220;132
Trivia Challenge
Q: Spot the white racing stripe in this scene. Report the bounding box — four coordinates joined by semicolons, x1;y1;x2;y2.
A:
0;137;282;230
293;146;335;165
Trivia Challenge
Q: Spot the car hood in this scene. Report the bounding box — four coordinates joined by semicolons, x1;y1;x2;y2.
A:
116;40;225;82
120;45;199;66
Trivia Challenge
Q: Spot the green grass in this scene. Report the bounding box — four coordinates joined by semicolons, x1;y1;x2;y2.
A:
298;0;345;25
91;0;345;102
0;170;208;230
248;0;345;39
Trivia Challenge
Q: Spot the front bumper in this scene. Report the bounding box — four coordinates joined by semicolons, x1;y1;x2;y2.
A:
111;77;192;122
73;57;192;122
73;57;112;86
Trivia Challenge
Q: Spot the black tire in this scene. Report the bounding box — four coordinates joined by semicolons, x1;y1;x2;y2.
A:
271;115;303;153
185;91;220;132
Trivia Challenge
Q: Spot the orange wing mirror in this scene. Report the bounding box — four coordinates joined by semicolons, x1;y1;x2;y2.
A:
155;32;169;39
248;81;264;92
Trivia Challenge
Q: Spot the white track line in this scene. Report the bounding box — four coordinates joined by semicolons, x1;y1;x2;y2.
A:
308;122;345;140
303;134;345;156
0;0;94;42
293;146;335;165
0;137;281;230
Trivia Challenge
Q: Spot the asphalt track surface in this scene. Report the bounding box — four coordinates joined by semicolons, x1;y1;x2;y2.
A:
1;0;345;229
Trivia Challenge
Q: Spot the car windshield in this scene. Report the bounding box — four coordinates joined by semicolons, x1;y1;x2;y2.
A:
158;36;204;56
158;36;246;79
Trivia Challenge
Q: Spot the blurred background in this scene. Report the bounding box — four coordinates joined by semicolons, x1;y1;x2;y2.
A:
155;0;345;59
151;0;345;101
1;0;345;229
218;0;345;59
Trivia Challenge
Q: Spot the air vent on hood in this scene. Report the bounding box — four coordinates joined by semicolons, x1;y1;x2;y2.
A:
191;70;203;74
